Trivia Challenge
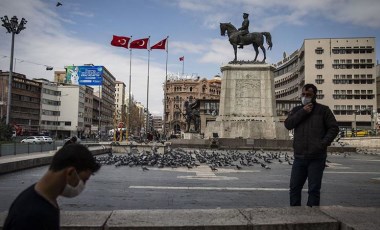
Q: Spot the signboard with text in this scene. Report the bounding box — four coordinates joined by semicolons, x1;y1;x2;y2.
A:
66;66;103;86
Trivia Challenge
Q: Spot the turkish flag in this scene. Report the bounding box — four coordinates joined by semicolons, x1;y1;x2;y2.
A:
130;38;149;49
111;35;130;48
179;56;184;61
151;38;167;50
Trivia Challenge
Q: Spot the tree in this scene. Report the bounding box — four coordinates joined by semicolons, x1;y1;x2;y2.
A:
0;117;12;141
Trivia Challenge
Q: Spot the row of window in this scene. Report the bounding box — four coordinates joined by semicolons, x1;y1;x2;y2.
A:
333;59;372;64
274;73;298;88
13;82;40;93
12;95;40;103
333;105;373;111
40;120;59;126
334;74;373;79
332;79;374;84
333;90;373;95
332;95;374;100
275;87;299;99
331;46;374;54
42;88;60;96
332;64;374;69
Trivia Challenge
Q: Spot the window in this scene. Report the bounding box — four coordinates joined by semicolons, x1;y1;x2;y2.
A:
315;47;324;54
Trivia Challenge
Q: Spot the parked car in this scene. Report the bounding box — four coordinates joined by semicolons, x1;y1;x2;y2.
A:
21;136;43;144
39;136;53;144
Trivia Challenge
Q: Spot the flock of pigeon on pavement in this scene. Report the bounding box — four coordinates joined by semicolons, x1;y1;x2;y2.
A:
94;144;380;171
95;147;297;171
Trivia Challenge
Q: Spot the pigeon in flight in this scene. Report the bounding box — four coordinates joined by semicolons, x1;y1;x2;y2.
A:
56;2;62;7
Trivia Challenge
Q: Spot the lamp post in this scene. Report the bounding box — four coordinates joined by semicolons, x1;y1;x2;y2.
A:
1;16;27;125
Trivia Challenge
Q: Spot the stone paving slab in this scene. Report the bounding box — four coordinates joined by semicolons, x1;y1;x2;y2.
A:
105;209;251;230
239;207;339;230
320;206;380;230
61;211;112;230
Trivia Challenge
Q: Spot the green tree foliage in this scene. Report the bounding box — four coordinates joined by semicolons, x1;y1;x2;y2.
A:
0;117;12;141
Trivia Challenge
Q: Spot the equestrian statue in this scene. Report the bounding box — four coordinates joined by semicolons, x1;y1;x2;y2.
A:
220;13;273;63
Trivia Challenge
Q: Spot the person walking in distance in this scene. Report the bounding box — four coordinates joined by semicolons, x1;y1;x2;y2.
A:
284;84;339;207
3;144;101;230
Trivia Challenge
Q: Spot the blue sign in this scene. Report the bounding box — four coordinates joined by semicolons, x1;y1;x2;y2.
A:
66;66;103;86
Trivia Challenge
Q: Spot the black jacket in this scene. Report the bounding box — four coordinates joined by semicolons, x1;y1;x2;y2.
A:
284;102;339;159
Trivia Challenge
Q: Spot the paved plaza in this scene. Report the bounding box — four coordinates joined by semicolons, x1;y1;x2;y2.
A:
0;150;379;211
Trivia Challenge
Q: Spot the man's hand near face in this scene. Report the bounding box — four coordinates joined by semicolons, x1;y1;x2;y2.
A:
303;103;313;113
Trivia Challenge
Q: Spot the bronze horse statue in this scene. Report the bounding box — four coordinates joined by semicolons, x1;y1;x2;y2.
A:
220;22;272;63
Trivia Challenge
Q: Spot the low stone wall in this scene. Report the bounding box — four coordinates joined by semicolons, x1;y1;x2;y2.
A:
1;206;379;229
340;137;380;148
0;147;111;175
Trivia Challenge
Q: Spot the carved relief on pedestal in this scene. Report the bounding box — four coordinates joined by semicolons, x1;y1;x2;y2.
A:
235;79;260;108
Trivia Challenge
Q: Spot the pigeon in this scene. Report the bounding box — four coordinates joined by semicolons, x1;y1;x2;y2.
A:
56;2;62;7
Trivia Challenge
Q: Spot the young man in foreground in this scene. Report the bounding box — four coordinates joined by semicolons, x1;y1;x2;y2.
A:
3;144;101;230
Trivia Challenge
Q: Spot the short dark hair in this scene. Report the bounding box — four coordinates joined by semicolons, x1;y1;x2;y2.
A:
49;144;101;173
302;84;318;95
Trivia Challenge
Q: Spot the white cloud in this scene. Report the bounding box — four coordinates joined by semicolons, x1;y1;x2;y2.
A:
0;0;166;116
199;38;268;65
170;41;207;54
175;0;380;29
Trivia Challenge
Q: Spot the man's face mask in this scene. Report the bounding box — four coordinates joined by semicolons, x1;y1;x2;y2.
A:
301;91;315;105
301;96;312;105
61;170;85;198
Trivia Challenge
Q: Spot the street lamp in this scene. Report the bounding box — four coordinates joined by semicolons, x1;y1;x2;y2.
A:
1;15;27;125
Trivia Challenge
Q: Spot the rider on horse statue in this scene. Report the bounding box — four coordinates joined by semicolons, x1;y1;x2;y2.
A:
237;13;249;49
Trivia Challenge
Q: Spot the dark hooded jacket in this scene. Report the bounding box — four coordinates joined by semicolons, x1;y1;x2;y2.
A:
284;102;339;159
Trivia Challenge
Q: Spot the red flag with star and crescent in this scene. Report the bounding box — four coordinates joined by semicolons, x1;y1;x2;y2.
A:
110;35;130;49
129;38;149;49
151;38;167;50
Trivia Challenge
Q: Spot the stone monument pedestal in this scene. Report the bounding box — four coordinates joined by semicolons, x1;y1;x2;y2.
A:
205;63;289;139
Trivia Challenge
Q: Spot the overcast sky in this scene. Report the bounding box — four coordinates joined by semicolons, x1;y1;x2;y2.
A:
1;0;379;115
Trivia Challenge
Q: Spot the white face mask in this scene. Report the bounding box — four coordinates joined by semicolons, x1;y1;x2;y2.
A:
301;96;312;105
61;171;85;198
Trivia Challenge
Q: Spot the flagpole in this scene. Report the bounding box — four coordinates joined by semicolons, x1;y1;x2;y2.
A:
127;36;132;142
163;36;169;138
145;36;151;140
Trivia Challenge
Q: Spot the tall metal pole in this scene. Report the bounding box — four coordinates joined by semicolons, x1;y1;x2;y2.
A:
163;36;169;138
98;85;101;141
128;47;132;140
145;38;151;139
2;16;27;125
6;32;15;125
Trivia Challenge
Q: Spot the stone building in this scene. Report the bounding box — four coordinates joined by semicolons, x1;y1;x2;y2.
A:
164;75;221;135
0;72;41;135
274;37;377;132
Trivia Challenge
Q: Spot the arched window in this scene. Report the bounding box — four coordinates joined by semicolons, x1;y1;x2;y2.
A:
189;87;192;92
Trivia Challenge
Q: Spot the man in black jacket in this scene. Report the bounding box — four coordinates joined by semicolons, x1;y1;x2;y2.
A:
284;84;338;207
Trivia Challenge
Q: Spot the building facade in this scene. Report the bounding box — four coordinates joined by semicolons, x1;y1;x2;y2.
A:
54;66;116;138
0;72;42;135
164;76;221;135
115;81;126;124
274;37;377;132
